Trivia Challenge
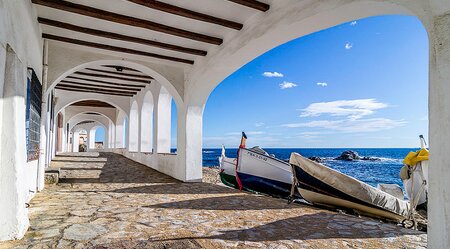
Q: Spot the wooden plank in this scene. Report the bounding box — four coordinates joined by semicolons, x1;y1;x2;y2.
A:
127;0;243;30
71;100;114;108
55;86;134;97
74;71;151;84
228;0;270;11
66;75;147;88
42;34;195;64
32;0;223;45
85;68;152;79
60;80;142;92
58;83;137;94
38;18;207;56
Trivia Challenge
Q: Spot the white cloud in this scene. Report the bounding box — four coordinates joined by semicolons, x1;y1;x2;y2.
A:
317;82;328;87
279;81;297;89
262;71;284;77
255;122;265;127
282;118;406;133
350;21;357;26
299;99;388;120
345;42;353;50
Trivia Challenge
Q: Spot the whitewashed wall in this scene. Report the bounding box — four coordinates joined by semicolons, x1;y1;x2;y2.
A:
0;0;43;241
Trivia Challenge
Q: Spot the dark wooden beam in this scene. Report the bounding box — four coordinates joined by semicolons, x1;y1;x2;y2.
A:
38;18;207;56
42;34;194;64
74;71;151;84
228;0;270;12
55;86;134;97
60;80;142;92
58;83;137;94
85;68;152;80
66;75;147;88
127;0;243;30
32;0;223;45
71;100;114;108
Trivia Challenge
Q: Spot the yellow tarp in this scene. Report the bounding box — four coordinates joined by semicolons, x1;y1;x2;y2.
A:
403;148;429;166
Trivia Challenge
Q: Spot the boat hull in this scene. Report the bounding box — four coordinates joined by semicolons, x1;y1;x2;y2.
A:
290;152;409;221
237;148;298;198
219;172;239;188
237;171;294;198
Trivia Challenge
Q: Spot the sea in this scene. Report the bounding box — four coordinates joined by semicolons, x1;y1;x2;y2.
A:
202;148;419;188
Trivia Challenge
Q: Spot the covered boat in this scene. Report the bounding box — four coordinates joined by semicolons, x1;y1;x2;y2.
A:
289;152;409;221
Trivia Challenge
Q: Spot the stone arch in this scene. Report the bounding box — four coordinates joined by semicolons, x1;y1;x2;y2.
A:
185;1;424;108
179;0;430;183
47;59;183;108
129;101;139;152
88;124;107;150
140;91;154;153
68;112;112;132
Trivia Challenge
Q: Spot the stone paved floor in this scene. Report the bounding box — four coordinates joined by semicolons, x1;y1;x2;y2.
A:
0;152;427;249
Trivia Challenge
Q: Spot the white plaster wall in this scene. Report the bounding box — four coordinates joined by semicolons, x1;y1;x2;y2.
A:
115;109;127;148
0;0;43;241
140;91;154;153
155;86;172;153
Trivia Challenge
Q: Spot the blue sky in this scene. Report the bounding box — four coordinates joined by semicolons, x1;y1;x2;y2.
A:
200;15;428;148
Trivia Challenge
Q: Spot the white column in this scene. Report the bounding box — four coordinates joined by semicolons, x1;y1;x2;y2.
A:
429;8;450;249
72;131;79;152
176;104;202;182
37;39;48;191
155;88;172;153
89;128;96;149
0;45;29;241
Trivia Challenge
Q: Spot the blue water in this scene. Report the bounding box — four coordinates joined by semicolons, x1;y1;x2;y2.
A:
203;148;418;188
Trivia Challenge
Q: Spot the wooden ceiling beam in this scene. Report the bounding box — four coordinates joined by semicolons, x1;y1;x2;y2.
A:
71;100;114;108
60;80;142;92
55;86;134;97
32;0;223;45
38;18;207;56
58;83;137;94
127;0;243;30
66;75;147;88
228;0;270;12
42;33;194;64
74;71;151;84
85;68;152;79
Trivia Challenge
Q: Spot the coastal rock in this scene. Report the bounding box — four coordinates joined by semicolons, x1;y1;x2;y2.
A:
308;156;323;163
335;150;360;161
360;156;380;161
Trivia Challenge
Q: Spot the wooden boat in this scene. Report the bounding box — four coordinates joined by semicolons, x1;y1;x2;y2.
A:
235;145;296;198
289;152;409;221
218;145;239;188
219;133;299;199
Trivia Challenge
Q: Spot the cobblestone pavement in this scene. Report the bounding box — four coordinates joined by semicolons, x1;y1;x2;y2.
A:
0;152;427;249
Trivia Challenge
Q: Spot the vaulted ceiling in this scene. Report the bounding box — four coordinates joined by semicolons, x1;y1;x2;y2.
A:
32;0;270;65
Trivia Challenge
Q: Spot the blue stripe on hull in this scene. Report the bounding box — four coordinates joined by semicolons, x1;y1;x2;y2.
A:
237;172;301;199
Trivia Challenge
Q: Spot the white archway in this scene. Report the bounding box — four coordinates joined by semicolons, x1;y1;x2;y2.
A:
128;101;139;152
47;59;183;108
140;91;154;153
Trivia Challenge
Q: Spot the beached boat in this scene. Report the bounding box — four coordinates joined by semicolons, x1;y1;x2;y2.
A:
218;145;239;188
289;152;409;221
236;146;295;198
401;135;429;208
219;133;298;199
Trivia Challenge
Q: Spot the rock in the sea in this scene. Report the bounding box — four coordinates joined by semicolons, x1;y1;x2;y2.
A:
361;156;380;161
335;150;360;161
308;156;323;163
